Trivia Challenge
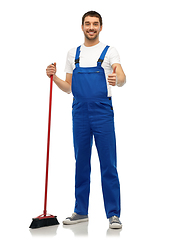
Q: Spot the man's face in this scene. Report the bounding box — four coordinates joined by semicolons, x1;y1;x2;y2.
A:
81;16;102;41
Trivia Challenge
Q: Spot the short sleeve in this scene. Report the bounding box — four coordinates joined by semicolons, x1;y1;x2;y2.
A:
64;48;76;74
108;47;121;66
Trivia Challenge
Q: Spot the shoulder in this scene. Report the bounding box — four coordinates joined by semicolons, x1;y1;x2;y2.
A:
67;47;77;58
99;43;120;67
105;45;120;64
99;42;119;56
107;46;119;56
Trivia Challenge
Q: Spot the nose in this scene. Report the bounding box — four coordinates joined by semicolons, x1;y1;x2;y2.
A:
90;23;94;30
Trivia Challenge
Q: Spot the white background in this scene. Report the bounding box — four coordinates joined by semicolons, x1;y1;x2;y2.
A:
0;0;170;239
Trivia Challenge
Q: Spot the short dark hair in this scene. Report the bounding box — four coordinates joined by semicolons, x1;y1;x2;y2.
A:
82;11;103;26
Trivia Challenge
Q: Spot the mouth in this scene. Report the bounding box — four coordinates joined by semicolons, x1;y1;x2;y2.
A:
87;31;96;36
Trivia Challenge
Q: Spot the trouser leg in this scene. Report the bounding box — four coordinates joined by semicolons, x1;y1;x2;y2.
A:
73;105;93;215
92;104;121;218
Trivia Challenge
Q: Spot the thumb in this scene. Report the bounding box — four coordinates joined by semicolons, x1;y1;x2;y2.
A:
52;62;56;68
113;66;117;74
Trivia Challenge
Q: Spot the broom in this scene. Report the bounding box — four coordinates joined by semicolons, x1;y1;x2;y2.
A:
30;63;59;228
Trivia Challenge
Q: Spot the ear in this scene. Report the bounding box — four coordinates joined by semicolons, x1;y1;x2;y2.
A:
99;25;103;32
81;25;84;31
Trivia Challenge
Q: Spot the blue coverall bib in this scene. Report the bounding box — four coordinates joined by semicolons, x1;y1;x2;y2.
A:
72;45;121;218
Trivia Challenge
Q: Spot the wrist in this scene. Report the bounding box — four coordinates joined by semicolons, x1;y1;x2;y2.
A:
53;74;58;82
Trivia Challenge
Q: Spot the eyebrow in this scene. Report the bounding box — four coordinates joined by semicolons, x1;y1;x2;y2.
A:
85;21;99;24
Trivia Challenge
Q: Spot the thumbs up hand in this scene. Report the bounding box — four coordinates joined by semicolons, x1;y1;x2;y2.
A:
108;66;117;86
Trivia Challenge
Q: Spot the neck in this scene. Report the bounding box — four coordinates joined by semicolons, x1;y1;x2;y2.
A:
84;38;100;47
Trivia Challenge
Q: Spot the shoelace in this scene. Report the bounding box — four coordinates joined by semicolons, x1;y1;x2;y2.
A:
110;216;120;223
70;213;77;219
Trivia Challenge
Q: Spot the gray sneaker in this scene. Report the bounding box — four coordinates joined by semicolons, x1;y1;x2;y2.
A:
109;216;122;229
63;213;88;225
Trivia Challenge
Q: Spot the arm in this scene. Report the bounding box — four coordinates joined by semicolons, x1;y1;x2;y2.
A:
46;64;72;94
108;63;126;87
53;73;72;94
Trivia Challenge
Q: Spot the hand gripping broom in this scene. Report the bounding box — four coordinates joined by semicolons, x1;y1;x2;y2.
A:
30;63;59;228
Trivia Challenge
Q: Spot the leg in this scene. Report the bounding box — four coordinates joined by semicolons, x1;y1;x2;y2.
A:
92;103;121;218
72;103;93;215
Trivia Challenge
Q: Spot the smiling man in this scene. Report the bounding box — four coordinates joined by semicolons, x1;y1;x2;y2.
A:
83;16;101;41
46;11;126;229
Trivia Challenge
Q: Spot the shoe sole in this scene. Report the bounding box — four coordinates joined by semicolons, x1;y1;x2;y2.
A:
109;223;122;229
63;218;89;225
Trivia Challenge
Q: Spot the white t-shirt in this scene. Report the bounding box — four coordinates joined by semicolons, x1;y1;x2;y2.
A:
64;42;121;96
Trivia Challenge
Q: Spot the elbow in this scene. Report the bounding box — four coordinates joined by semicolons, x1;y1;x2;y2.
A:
67;85;72;94
65;80;72;94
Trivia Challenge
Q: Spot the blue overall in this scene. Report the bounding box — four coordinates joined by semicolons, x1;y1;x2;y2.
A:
72;45;121;218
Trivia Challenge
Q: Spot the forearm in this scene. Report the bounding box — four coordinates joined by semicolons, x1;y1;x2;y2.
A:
117;72;126;87
53;75;71;94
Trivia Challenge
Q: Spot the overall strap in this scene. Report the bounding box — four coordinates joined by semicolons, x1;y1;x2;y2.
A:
75;46;81;67
97;45;110;67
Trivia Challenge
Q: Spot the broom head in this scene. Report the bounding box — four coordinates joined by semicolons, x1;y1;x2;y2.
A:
29;214;59;229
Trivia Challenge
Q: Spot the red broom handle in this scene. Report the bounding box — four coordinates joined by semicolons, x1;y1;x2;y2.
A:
43;64;56;216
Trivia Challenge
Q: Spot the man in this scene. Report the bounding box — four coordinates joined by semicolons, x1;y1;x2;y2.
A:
46;11;126;229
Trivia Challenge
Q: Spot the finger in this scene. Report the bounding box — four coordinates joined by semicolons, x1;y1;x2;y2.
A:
113;66;117;74
108;79;116;83
50;64;55;68
108;80;116;86
47;66;56;73
51;62;56;69
108;75;116;80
